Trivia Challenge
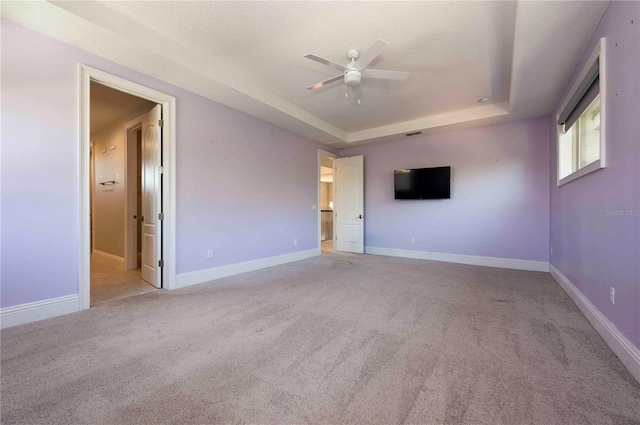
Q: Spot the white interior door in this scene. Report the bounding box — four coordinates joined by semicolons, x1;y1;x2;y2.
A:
141;105;162;287
336;155;364;253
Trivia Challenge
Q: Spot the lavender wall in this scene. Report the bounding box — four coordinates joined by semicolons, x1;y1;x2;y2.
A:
175;95;324;271
1;20;332;308
340;118;550;262
549;1;639;347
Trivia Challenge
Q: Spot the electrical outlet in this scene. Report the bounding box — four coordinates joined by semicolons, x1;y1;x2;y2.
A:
410;237;415;244
207;249;213;259
550;247;553;255
610;287;615;304
293;238;298;246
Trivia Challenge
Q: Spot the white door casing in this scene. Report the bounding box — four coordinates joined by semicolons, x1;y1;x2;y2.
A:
335;155;364;253
141;105;162;287
90;141;95;253
80;64;176;310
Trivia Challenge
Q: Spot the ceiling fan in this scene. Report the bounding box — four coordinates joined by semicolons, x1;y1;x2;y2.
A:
304;38;409;103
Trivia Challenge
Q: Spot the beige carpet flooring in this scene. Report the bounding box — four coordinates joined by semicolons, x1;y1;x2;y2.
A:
2;251;639;424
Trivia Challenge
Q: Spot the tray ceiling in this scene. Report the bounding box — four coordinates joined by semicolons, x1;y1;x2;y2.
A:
1;1;609;148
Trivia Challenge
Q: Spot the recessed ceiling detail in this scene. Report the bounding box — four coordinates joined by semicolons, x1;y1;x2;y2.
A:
305;39;410;105
1;1;609;148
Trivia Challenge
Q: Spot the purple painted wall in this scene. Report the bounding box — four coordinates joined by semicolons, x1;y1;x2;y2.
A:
340;118;550;262
549;1;640;347
1;20;332;308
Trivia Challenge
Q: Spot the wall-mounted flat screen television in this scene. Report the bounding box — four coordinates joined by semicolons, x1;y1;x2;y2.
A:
394;166;451;200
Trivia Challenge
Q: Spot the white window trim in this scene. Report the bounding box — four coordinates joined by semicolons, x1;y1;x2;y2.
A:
556;38;606;187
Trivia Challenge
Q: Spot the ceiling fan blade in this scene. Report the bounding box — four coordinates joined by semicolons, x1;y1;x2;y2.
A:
307;74;343;90
304;54;348;72
362;69;409;81
355;38;390;70
351;85;363;103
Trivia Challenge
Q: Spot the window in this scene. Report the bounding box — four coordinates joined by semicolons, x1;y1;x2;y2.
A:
558;94;601;179
556;38;606;185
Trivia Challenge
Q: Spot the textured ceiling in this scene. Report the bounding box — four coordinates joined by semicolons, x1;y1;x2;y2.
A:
99;1;516;133
2;1;610;148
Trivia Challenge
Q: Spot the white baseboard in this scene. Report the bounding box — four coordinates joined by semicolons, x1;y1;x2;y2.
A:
365;247;549;272
1;295;79;329
92;249;125;265
176;248;320;289
550;264;640;383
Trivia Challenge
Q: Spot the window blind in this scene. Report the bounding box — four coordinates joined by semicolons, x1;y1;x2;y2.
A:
557;59;600;130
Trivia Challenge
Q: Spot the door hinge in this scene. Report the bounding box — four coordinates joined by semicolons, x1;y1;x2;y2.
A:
158;212;164;221
158;259;164;267
158;119;164;127
158;166;164;174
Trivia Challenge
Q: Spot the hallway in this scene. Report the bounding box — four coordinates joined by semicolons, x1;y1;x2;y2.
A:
90;255;156;305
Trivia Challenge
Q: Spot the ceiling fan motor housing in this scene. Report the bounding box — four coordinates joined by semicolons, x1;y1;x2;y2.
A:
304;39;408;95
344;70;362;87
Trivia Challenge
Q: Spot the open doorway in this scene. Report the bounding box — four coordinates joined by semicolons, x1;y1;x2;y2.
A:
318;150;338;254
89;81;159;305
80;65;177;311
319;152;365;255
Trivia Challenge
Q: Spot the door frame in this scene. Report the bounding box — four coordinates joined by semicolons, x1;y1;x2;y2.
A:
318;149;338;251
123;115;145;270
79;64;177;310
89;140;95;254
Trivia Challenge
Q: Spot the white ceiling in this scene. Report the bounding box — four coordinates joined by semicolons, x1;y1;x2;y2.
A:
2;1;609;148
90;81;156;134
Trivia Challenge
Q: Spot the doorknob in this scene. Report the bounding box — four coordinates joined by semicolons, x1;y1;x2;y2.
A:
140;216;144;222
358;214;363;219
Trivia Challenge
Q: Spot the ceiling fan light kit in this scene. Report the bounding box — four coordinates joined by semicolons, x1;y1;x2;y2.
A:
344;70;362;87
305;38;409;102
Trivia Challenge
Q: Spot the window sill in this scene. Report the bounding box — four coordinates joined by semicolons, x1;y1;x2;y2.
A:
558;160;603;186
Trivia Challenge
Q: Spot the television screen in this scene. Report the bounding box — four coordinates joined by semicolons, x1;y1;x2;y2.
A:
394;166;451;199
